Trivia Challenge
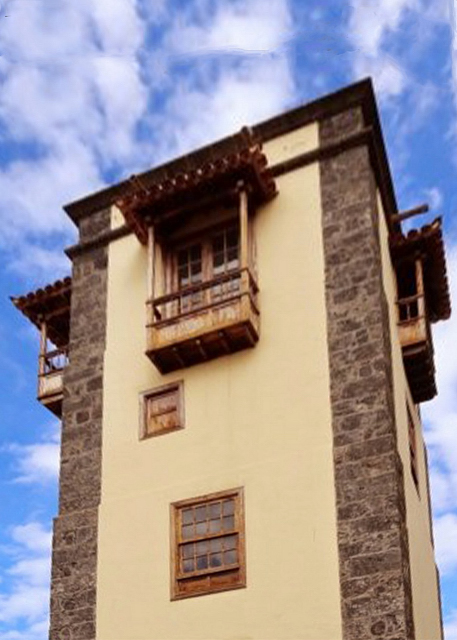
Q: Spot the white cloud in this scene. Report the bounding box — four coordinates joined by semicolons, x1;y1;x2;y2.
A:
7;245;71;283
0;0;298;279
166;0;293;55
352;52;407;98
10;524;52;555
445;609;457;640
349;0;419;57
434;513;457;575
0;521;52;637
4;428;60;485
149;0;296;161
450;0;457;103
156;56;295;159
0;0;148;277
0;620;49;640
347;0;420;99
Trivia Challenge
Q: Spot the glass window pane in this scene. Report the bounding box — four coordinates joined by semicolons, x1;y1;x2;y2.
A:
223;535;237;550
209;502;221;519
227;229;238;247
190;245;201;261
195;521;207;536
209;519;221;534
196;556;208;570
222;500;234;516
183;558;195;573
222;515;234;531
213;251;224;268
196;540;209;555
178;249;188;266
210;538;223;553
182;524;194;540
210;553;222;568
224;549;237;565
182;543;194;559
213;236;224;253
195;506;207;522
182;509;194;525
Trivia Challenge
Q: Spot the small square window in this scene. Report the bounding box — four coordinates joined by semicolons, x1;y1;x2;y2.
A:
140;381;184;439
170;488;246;599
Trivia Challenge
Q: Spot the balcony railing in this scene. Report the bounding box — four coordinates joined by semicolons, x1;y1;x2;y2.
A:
146;268;260;372
397;293;429;348
38;347;68;416
397;293;435;402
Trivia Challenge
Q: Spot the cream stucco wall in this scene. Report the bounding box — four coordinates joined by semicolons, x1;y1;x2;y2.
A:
377;194;442;640
96;122;344;640
263;124;318;165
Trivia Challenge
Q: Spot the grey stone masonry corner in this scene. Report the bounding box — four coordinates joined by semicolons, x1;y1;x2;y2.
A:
319;108;416;640
49;208;110;640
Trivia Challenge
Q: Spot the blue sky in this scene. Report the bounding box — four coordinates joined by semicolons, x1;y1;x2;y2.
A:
1;0;457;638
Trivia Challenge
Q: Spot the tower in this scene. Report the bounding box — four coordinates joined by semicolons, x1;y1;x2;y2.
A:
13;79;451;640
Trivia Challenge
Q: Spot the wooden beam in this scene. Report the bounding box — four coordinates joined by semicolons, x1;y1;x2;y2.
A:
218;330;231;354
172;347;186;369
196;339;208;361
391;204;429;223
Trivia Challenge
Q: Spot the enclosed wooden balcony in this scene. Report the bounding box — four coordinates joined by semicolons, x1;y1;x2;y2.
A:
114;130;277;374
146;268;259;373
12;277;71;417
392;219;451;404
38;346;69;416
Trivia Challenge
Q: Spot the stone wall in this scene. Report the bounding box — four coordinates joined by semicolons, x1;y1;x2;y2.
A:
49;209;110;640
319;110;416;640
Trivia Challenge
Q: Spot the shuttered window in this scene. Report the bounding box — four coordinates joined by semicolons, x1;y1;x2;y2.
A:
140;382;184;439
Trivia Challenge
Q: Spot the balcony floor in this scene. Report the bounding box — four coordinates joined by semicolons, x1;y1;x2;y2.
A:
147;318;258;373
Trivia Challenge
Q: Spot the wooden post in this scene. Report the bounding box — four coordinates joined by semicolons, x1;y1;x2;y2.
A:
39;320;47;375
147;225;155;329
37;319;47;398
155;236;166;319
239;183;249;272
415;258;425;318
238;183;250;315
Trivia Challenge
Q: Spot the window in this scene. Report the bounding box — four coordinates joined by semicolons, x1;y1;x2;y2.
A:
172;224;240;314
407;405;419;492
171;488;246;599
140;381;184;439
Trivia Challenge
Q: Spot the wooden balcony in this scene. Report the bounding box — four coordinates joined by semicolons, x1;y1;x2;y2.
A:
38;347;68;417
146;268;259;373
397;294;436;403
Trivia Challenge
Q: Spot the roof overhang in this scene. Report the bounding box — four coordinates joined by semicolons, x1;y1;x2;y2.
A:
11;277;71;347
114;133;277;245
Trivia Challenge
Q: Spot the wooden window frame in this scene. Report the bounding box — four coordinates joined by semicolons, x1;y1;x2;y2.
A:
171;223;240;293
139;381;184;440
170;487;246;600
